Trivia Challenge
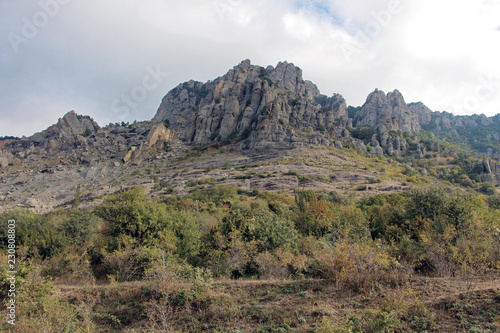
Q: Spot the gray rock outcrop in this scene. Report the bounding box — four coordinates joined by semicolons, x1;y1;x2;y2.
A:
154;60;350;151
471;159;500;185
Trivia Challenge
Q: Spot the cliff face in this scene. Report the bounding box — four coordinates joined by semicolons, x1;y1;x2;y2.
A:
354;89;422;133
154;60;350;150
152;60;500;159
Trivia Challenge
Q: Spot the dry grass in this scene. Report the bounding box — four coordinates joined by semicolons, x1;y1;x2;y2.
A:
11;270;497;332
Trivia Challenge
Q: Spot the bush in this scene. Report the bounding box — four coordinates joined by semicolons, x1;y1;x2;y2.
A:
251;210;298;252
101;245;147;282
61;208;100;246
313;240;401;290
348;308;402;333
42;248;95;283
294;195;336;237
255;249;307;279
144;248;183;296
486;194;500;209
169;210;206;260
0;209;68;258
95;188;173;250
479;182;497;195
189;185;238;205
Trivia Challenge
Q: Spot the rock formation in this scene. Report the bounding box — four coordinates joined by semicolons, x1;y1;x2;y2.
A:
471;159;500;185
154;60;350;151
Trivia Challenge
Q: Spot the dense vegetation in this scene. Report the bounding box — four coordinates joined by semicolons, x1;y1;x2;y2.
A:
1;186;499;332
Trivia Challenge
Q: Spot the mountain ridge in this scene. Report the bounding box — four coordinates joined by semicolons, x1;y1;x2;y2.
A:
0;59;499;212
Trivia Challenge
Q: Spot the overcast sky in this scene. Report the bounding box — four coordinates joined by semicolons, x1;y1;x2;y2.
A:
1;0;499;137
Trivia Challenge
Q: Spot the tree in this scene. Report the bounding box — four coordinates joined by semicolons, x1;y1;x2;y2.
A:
61;208;99;246
294;191;336;237
95;188;172;249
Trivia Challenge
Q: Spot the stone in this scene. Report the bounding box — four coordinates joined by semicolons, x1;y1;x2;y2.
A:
23;198;40;208
471;159;500;185
123;147;137;163
153;60;347;150
146;124;172;149
0;157;8;168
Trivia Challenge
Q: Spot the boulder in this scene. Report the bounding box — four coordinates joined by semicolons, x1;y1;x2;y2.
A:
0;157;8;168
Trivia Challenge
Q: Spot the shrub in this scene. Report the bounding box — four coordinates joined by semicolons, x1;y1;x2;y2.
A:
348;308;402;333
101;245;147;282
42;248;95;284
313;240;401;290
331;206;370;241
95;188;173;250
251;211;298;252
189;185;238;205
294;196;336;237
0;209;68;258
169;210;206;260
486;194;500;209
479;182;497;195
61;208;100;246
255;249;307;279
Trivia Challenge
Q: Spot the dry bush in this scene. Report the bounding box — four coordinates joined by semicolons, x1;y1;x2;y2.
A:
420;225;458;277
143;249;214;331
41;248;95;284
255;248;309;279
205;231;257;278
0;259;95;333
144;298;174;333
255;251;285;279
314;240;402;290
143;249;183;296
101;245;144;282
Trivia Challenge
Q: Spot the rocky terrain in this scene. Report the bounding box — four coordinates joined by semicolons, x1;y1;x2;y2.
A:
0;60;499;212
154;59;350;151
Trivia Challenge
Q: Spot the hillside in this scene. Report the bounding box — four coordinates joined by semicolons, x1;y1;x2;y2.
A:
1;60;500;332
0;60;499;213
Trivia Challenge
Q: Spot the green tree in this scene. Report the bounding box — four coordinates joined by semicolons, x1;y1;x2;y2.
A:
252;210;298;252
94;188;172;249
61;208;100;246
405;186;448;222
0;209;68;258
169;210;207;260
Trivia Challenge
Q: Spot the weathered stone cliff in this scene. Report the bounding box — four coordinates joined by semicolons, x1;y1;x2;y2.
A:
154;60;350;151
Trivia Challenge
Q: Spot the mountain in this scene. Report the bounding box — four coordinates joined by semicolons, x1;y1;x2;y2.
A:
153;60;500;159
154;59;350;151
0;60;499;212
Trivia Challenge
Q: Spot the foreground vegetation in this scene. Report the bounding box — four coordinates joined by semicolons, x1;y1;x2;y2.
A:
1;185;500;332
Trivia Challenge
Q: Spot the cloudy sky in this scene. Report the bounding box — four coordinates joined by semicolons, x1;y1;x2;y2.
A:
1;0;499;137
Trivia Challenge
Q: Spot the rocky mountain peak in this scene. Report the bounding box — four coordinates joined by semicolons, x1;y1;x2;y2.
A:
355;88;420;133
153;60;346;150
23;110;100;152
234;59;252;71
407;102;432;126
